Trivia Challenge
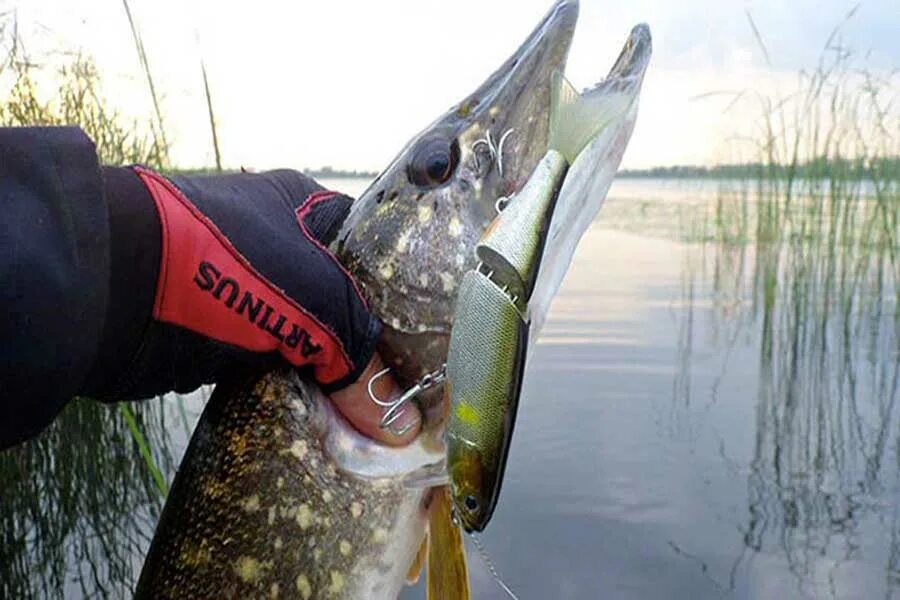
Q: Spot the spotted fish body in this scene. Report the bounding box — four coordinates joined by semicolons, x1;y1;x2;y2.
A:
135;370;436;599
137;2;582;599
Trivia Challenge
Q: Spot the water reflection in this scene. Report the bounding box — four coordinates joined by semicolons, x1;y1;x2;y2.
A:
675;189;899;597
0;395;200;599
1;178;897;599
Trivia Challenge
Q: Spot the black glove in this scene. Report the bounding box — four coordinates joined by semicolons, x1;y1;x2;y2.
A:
82;166;381;401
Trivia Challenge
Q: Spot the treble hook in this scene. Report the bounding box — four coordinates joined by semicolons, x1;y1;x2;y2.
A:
367;365;447;436
496;128;515;178
471;128;515;178
472;131;496;175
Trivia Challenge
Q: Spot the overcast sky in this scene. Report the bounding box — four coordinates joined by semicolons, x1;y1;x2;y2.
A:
3;0;898;170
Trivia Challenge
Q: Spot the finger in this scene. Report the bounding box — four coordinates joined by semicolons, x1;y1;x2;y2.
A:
297;190;353;244
329;354;422;447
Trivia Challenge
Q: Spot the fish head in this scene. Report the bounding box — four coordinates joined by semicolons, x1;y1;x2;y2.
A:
335;0;578;403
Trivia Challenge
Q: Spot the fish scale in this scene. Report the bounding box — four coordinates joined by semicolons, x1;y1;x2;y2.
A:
135;370;428;599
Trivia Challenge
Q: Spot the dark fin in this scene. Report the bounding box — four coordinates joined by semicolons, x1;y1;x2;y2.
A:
403;460;450;489
427;486;470;600
407;533;429;585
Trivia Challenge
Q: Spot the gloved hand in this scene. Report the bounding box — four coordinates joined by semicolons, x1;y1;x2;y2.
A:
84;166;420;445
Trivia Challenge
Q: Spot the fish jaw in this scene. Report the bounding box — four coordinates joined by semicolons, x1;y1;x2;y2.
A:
335;0;578;388
529;23;652;341
445;25;652;532
597;22;652;97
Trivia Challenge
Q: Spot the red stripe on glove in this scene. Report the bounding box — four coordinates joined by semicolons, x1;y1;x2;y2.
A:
135;167;353;385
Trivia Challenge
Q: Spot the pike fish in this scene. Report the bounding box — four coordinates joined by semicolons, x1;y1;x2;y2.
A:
447;28;652;532
135;1;649;598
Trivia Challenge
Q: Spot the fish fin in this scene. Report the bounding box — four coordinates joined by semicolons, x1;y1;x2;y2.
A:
548;70;632;164
427;486;470;600
407;533;429;584
403;460;450;489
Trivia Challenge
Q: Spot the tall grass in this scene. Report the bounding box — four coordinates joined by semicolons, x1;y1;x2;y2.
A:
120;404;170;497
677;21;899;591
0;396;184;600
200;57;222;172
120;0;167;159
0;26;168;167
0;12;195;599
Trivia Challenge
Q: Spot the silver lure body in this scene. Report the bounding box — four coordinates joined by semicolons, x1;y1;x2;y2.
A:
446;150;569;532
445;24;653;533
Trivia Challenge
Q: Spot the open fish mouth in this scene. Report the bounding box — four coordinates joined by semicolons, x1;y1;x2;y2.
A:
599;23;652;95
135;5;652;599
527;23;652;340
444;22;652;532
336;0;579;340
335;1;651;399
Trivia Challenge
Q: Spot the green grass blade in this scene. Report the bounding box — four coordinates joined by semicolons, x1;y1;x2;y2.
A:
119;403;168;498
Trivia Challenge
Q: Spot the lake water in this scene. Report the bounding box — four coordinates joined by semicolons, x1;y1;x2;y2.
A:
1;177;897;599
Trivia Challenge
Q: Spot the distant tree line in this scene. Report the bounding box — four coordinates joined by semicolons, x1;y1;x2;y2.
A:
168;166;380;179
172;158;900;182
618;157;900;180
305;166;379;179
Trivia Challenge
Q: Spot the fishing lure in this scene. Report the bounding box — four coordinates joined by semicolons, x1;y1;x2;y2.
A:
446;68;638;532
445;149;566;532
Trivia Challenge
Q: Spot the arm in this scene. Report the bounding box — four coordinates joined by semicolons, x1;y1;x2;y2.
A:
0;127;108;447
0;126;417;449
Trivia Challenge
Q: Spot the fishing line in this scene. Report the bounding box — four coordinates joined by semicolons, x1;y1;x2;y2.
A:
471;534;519;600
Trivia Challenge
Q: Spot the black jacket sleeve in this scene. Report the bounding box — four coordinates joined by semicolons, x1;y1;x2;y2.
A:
0;126;378;450
0;127;111;448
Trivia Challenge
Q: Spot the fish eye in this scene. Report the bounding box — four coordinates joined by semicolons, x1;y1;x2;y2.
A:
407;137;460;188
464;495;480;513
